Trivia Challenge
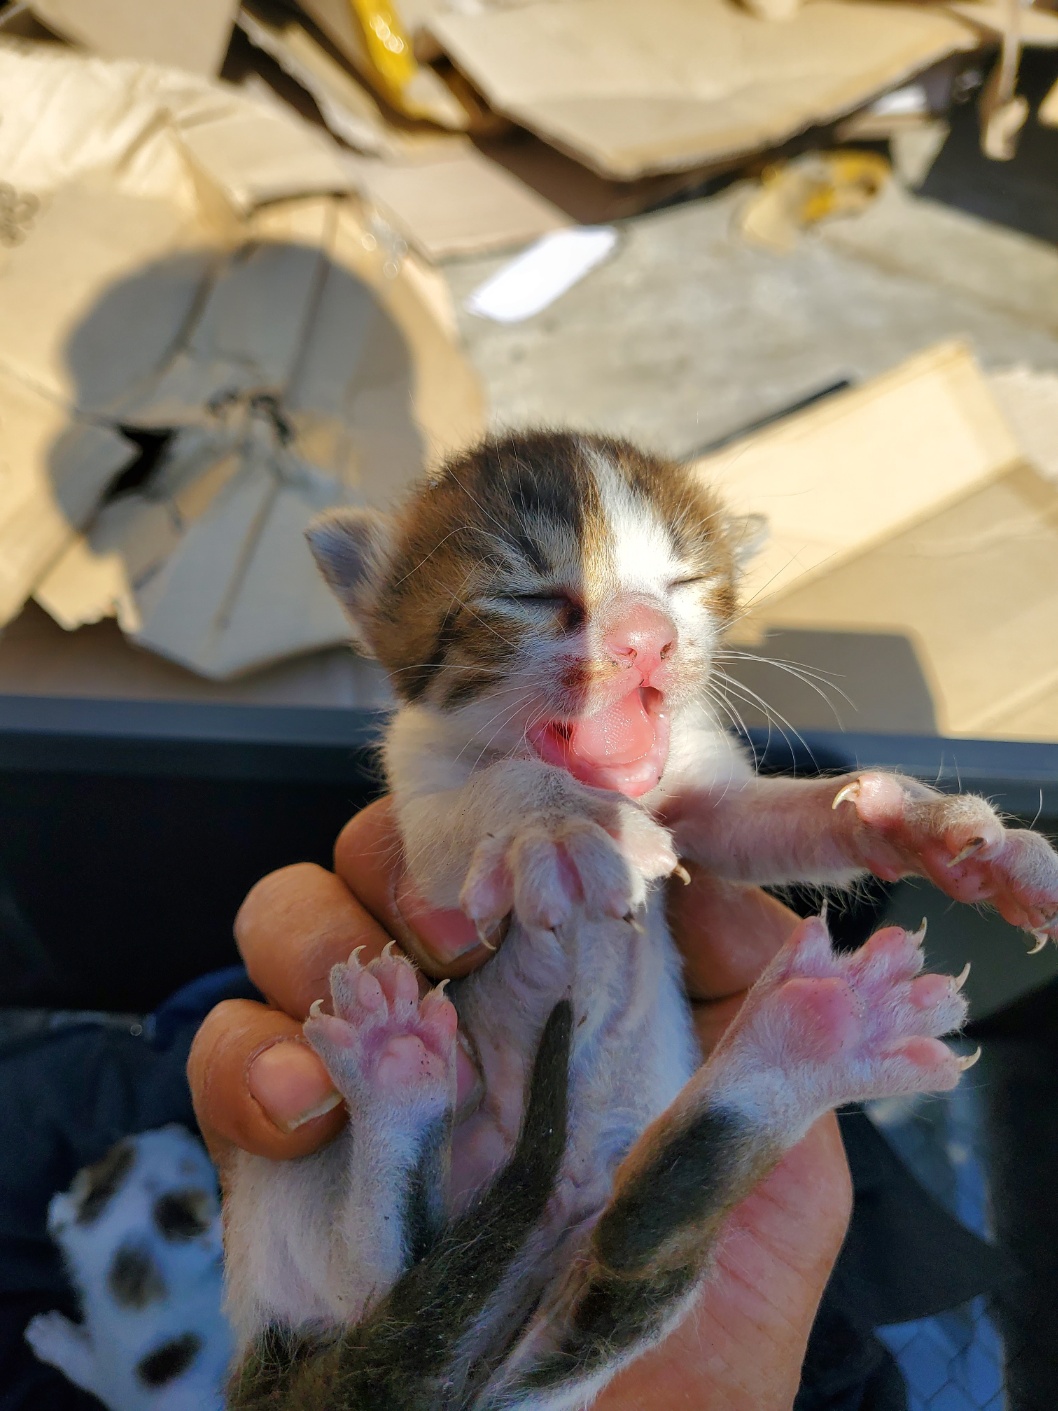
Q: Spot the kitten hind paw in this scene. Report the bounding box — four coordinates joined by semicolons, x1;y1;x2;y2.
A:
710;916;970;1139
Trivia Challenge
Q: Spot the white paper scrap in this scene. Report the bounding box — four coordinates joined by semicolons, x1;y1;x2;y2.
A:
465;227;618;324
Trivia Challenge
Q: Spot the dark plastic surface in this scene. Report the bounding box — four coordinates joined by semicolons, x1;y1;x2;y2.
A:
2;694;1057;1011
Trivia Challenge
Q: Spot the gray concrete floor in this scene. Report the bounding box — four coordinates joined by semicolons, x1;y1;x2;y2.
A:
446;181;1058;459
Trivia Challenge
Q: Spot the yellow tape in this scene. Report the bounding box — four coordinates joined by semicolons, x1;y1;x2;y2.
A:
348;0;418;101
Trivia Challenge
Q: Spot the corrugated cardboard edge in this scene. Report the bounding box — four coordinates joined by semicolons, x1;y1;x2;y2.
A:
426;0;980;180
696;340;1025;616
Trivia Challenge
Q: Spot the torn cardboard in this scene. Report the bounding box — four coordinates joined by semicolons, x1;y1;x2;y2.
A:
743;463;1058;740
1041;73;1058;126
425;0;979;180
344;145;568;259
708;341;1058;741
236;2;566;258
946;1;1058;47
0;41;484;679
238;0;426;158
296;0;468;128
695;340;1023;608
27;0;240;75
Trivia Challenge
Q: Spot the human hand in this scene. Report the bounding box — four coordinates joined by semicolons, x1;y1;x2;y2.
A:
187;799;851;1408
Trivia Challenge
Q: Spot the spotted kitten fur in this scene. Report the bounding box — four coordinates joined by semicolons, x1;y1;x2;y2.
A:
224;432;1058;1411
26;1126;231;1411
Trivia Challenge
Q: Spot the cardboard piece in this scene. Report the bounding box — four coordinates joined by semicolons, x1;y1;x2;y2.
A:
708;342;1058;742
236;3;566;258
425;0;978;180
746;463;1058;740
344;145;568;258
1041;73;1058;126
0;39;355;209
27;0;240;75
0;41;484;679
0;601;394;708
0;369;137;626
695;341;1023;609
238;0;420;157
947;1;1058;46
296;0;468;129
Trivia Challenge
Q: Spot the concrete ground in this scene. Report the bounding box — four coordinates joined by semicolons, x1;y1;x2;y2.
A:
445;180;1058;461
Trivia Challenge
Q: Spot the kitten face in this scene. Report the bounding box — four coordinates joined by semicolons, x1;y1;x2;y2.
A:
310;432;755;796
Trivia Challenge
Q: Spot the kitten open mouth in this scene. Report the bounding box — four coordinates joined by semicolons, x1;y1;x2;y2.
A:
528;686;670;798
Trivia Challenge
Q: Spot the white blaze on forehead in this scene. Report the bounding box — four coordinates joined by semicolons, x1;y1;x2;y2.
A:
587;447;682;597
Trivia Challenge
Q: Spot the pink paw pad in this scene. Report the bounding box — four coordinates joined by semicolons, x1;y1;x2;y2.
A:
304;945;457;1106
460;811;676;936
833;773;1058;944
720;915;974;1122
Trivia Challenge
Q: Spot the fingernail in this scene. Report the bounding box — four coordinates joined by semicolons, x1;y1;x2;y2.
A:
395;875;486;962
247;1042;343;1133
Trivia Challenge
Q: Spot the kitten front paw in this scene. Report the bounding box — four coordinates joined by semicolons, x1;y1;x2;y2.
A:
714;916;971;1137
460;805;678;936
833;772;1058;945
305;946;457;1112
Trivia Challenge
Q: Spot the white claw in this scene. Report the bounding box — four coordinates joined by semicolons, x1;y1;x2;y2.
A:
672;863;692;886
832;782;859;811
910;917;928;944
947;838;985;868
308;998;325;1019
382;939;398;959
433;978;451;996
625;912;646;935
819;898;829;925
957;1047;982;1071
1029;931;1049;955
476;923;497;952
348;945;367;968
952;962;971;991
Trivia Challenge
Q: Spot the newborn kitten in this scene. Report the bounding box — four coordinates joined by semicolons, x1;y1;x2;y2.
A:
224;431;1058;1411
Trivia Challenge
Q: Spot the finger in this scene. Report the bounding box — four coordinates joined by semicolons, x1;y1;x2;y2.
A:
188;999;346;1165
596;1114;851;1410
234;862;392;1020
334;798;494;980
669;867;801;1001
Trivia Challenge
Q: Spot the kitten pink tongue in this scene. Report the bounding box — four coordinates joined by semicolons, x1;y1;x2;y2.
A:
568;692;655;767
529;688;668;797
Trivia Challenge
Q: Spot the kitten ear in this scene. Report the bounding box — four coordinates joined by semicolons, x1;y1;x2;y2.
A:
307;508;395;655
727;512;769;568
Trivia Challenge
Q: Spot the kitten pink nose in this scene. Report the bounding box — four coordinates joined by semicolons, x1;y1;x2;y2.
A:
602;601;676;680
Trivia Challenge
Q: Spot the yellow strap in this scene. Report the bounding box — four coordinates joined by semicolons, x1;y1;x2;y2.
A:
347;0;419;101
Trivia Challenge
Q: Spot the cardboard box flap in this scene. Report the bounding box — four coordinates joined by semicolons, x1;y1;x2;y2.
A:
0;370;136;626
127;451;353;678
296;0;469;130
28;0;240;75
751;465;1058;740
695;340;1024;609
0;42;484;679
238;0;407;156
713;342;1058;742
426;0;977;180
345;146;568;260
0;39;356;210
